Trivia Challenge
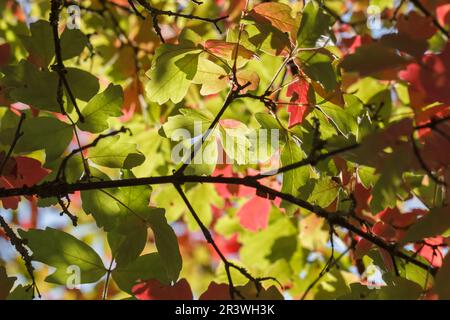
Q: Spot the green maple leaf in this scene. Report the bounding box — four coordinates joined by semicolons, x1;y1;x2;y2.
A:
297;1;334;47
0;60;59;111
88;135;145;169
145;42;202;104
18;228;106;285
77;84;124;133
19;20;54;67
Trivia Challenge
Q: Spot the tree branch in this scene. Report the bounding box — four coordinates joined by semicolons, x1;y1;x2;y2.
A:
300;246;352;300
174;183;270;300
133;0;228;42
50;0;84;122
57;196;78;226
0;171;437;276
56;126;130;181
0;215;40;298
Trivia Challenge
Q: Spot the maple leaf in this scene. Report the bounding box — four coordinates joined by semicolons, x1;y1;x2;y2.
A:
0;177;20;210
13;156;50;187
415;105;450;134
121;78;143;122
341;43;408;77
397;11;437;39
340;35;372;55
212;164;253;197
421;127;450;170
209;233;240;262
237;195;272;232
414;237;445;267
353;182;371;216
0;156;49;209
247;2;299;39
199;282;230;300
399;42;450;106
201;281;284;300
437;4;450;27
355;221;397;258
132;279;193;300
226;0;247;21
204;40;256;60
285;78;311;127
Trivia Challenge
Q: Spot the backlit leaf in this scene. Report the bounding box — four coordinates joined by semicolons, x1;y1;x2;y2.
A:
145;43;202;104
77;84;124;133
18;228;106;285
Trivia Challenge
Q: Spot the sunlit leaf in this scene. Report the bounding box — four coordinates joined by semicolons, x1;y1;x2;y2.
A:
18;228;106;285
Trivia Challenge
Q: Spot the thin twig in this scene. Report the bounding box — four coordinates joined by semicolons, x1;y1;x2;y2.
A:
174;183;263;300
0;215;40;298
0;113;26;177
174;84;250;175
410;132;445;186
102;258;115;300
300;246;352;300
50;0;91;177
134;0;228;41
57;196;78;226
56;127;130;181
50;0;84;122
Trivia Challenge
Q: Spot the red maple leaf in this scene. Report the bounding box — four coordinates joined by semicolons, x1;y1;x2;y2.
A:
132;279;193;300
340;35;372;54
209;233;240;262
285;78;311;127
199;282;231;300
415;105;450;136
354;182;371;216
213;164;253;198
236;195;271;231
414;237;446;267
355;221;397;270
399;42;450;107
437;4;450;27
0;156;50;209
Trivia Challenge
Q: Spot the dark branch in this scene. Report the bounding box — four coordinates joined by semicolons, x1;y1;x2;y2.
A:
0;171;437;276
0;215;40;298
175;89;236;175
128;0;145;19
57;196;78;226
174;183;269;300
50;0;84;122
134;0;228;42
300;246;352;300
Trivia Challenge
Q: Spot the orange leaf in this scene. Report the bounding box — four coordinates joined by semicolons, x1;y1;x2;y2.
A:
204;40;256;60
